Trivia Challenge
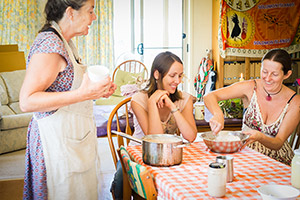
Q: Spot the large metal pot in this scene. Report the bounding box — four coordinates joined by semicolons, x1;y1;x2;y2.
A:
112;131;190;167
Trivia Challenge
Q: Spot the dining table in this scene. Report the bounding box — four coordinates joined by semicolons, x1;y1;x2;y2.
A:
126;136;300;200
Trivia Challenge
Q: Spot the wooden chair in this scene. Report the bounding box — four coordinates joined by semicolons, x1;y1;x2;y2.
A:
107;97;152;199
107;97;133;170
289;121;300;150
117;146;157;200
110;60;148;102
112;60;148;82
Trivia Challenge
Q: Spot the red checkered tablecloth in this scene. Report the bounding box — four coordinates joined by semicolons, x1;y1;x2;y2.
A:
127;141;299;200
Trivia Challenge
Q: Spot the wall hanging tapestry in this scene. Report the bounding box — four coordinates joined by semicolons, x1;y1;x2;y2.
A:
219;0;300;58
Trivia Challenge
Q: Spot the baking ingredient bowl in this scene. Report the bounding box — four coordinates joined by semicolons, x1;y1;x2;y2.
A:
199;131;249;153
257;185;300;200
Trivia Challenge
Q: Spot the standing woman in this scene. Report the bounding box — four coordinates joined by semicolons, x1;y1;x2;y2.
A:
19;0;116;199
204;49;300;165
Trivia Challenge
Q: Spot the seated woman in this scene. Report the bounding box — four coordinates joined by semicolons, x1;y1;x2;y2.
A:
204;49;300;165
131;51;197;143
111;51;197;199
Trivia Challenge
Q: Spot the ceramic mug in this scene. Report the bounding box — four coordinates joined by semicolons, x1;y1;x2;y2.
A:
87;65;109;82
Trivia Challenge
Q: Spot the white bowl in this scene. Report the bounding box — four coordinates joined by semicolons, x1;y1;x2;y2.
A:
87;65;109;82
257;185;300;200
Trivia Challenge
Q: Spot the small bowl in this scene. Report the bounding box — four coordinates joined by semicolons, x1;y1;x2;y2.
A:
257;185;300;200
200;131;249;153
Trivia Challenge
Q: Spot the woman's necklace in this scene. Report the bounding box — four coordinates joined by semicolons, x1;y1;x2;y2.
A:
262;86;283;101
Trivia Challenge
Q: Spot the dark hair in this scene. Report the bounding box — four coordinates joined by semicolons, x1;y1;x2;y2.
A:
39;0;87;32
144;51;182;102
261;49;292;75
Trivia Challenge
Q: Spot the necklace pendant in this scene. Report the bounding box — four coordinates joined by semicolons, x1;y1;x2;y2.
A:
266;94;272;101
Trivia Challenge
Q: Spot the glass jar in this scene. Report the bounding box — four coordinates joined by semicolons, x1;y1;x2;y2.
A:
207;162;226;197
194;101;205;120
291;149;300;189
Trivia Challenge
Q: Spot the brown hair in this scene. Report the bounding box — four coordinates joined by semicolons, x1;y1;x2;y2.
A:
39;0;88;32
144;51;182;102
262;49;292;75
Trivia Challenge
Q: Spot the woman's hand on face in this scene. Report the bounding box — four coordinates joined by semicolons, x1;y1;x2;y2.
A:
209;115;224;135
79;73;116;100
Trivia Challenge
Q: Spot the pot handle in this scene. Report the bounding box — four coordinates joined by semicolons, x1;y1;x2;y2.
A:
174;142;191;148
111;130;143;144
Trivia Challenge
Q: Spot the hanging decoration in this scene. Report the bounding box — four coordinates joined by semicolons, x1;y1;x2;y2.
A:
194;56;214;101
219;0;300;58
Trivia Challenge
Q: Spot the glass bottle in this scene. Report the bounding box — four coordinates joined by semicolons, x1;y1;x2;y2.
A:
291;149;300;189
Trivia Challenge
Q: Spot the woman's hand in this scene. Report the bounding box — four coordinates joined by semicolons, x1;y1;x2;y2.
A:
148;90;170;108
209;114;224;135
79;73;116;100
241;129;263;149
149;90;177;110
102;82;117;98
159;93;176;110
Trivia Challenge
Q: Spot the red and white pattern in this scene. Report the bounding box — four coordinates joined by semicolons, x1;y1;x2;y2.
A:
127;141;299;200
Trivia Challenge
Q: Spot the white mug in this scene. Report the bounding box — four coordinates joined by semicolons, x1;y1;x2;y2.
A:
87;65;109;82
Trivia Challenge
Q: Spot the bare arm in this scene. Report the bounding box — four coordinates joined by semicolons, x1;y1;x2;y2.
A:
147;90;168;134
19;53;115;112
131;90;171;135
204;81;253;134
171;96;197;142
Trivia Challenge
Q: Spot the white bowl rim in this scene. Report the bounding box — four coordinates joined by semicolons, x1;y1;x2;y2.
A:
257;184;300;199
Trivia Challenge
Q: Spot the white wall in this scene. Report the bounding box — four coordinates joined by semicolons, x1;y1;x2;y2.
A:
183;0;212;95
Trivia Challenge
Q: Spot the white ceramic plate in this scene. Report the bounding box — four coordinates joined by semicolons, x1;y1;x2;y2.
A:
257;185;300;200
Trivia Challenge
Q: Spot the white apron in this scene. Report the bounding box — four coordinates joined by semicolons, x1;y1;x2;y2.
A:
36;22;99;200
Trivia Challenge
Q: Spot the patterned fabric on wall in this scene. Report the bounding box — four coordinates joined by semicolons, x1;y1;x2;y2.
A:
219;0;300;58
0;0;114;71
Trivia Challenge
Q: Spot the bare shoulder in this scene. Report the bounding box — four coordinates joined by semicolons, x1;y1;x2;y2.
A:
230;79;256;97
239;79;256;90
289;93;300;108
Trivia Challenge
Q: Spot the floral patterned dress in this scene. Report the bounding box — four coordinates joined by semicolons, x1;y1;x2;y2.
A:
242;81;296;165
23;31;74;199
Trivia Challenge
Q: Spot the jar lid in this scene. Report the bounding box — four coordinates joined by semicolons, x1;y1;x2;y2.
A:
294;148;300;155
209;162;225;168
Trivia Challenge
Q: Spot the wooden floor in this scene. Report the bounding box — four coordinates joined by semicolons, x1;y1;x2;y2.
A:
0;137;116;200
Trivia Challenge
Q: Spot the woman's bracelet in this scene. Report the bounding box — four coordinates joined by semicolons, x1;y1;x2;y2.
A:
171;107;179;114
